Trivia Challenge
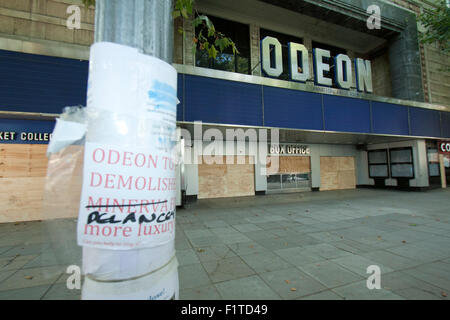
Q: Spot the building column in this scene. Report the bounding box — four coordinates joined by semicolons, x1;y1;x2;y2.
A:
183;14;195;66
346;50;358;93
388;12;424;102
303;37;314;84
250;24;261;76
440;154;447;188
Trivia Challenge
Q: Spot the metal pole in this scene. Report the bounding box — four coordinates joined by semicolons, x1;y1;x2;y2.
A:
94;0;174;63
80;0;178;300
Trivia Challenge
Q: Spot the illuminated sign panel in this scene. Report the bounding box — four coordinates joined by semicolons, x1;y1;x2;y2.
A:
438;141;450;155
261;36;373;93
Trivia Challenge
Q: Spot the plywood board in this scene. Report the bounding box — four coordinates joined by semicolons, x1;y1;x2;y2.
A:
320;156;338;173
320;156;356;191
266;156;279;175
198;155;255;199
0;144;31;177
279;156;311;174
0;144;83;223
338;170;356;190
0;177;46;223
30;144;49;177
0;144;49;178
43;145;84;221
266;156;311;174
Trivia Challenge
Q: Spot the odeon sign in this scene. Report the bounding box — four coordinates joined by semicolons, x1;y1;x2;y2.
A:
260;36;373;93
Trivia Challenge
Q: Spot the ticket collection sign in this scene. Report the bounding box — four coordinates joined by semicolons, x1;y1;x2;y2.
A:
0;131;52;142
77;142;176;250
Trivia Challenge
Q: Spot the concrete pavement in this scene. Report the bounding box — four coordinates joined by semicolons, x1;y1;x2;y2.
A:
0;188;449;300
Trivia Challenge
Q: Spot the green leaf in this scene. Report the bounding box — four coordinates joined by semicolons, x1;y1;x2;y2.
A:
82;0;95;7
172;10;181;19
193;17;203;28
180;7;188;19
207;26;216;38
208;45;218;59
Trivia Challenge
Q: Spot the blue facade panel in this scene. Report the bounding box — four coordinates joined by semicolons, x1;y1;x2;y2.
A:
323;95;371;133
263;86;323;130
442;111;450;138
184;75;263;126
1;49;448;140
177;74;184;121
0;118;55;144
0;50;88;114
410;107;441;137
372;102;409;135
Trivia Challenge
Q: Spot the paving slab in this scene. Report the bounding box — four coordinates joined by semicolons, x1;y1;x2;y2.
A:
299;243;353;260
393;287;445;300
331;254;394;277
215;275;281;300
204;220;230;229
232;224;264;233
0;284;51;300
259;267;326;299
332;280;405;300
178;264;212;290
194;245;237;262
298;290;344;300
401;262;450;291
0;265;64;291
240;251;293;273
41;283;81;300
177;249;201;266
227;241;268;256
360;250;420;270
188;235;224;248
386;244;448;263
202;256;255;283
379;271;448;300
298;261;364;289
274;247;326;267
255;236;301;251
179;284;222;300
0;255;37;271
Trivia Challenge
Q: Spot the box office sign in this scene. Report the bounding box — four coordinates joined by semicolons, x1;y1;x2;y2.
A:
269;144;311;156
438;141;450;155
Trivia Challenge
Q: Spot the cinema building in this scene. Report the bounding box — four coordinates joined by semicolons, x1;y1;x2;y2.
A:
0;0;449;223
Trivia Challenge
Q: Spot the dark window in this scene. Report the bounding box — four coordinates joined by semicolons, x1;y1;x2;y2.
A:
311;41;347;89
427;147;440;177
259;29;303;81
368;149;389;178
195;15;250;75
389;147;414;179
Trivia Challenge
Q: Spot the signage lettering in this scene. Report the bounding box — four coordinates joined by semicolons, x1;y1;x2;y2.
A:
0;132;17;141
261;36;373;93
270;144;310;155
439;141;450;155
0;131;52;142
